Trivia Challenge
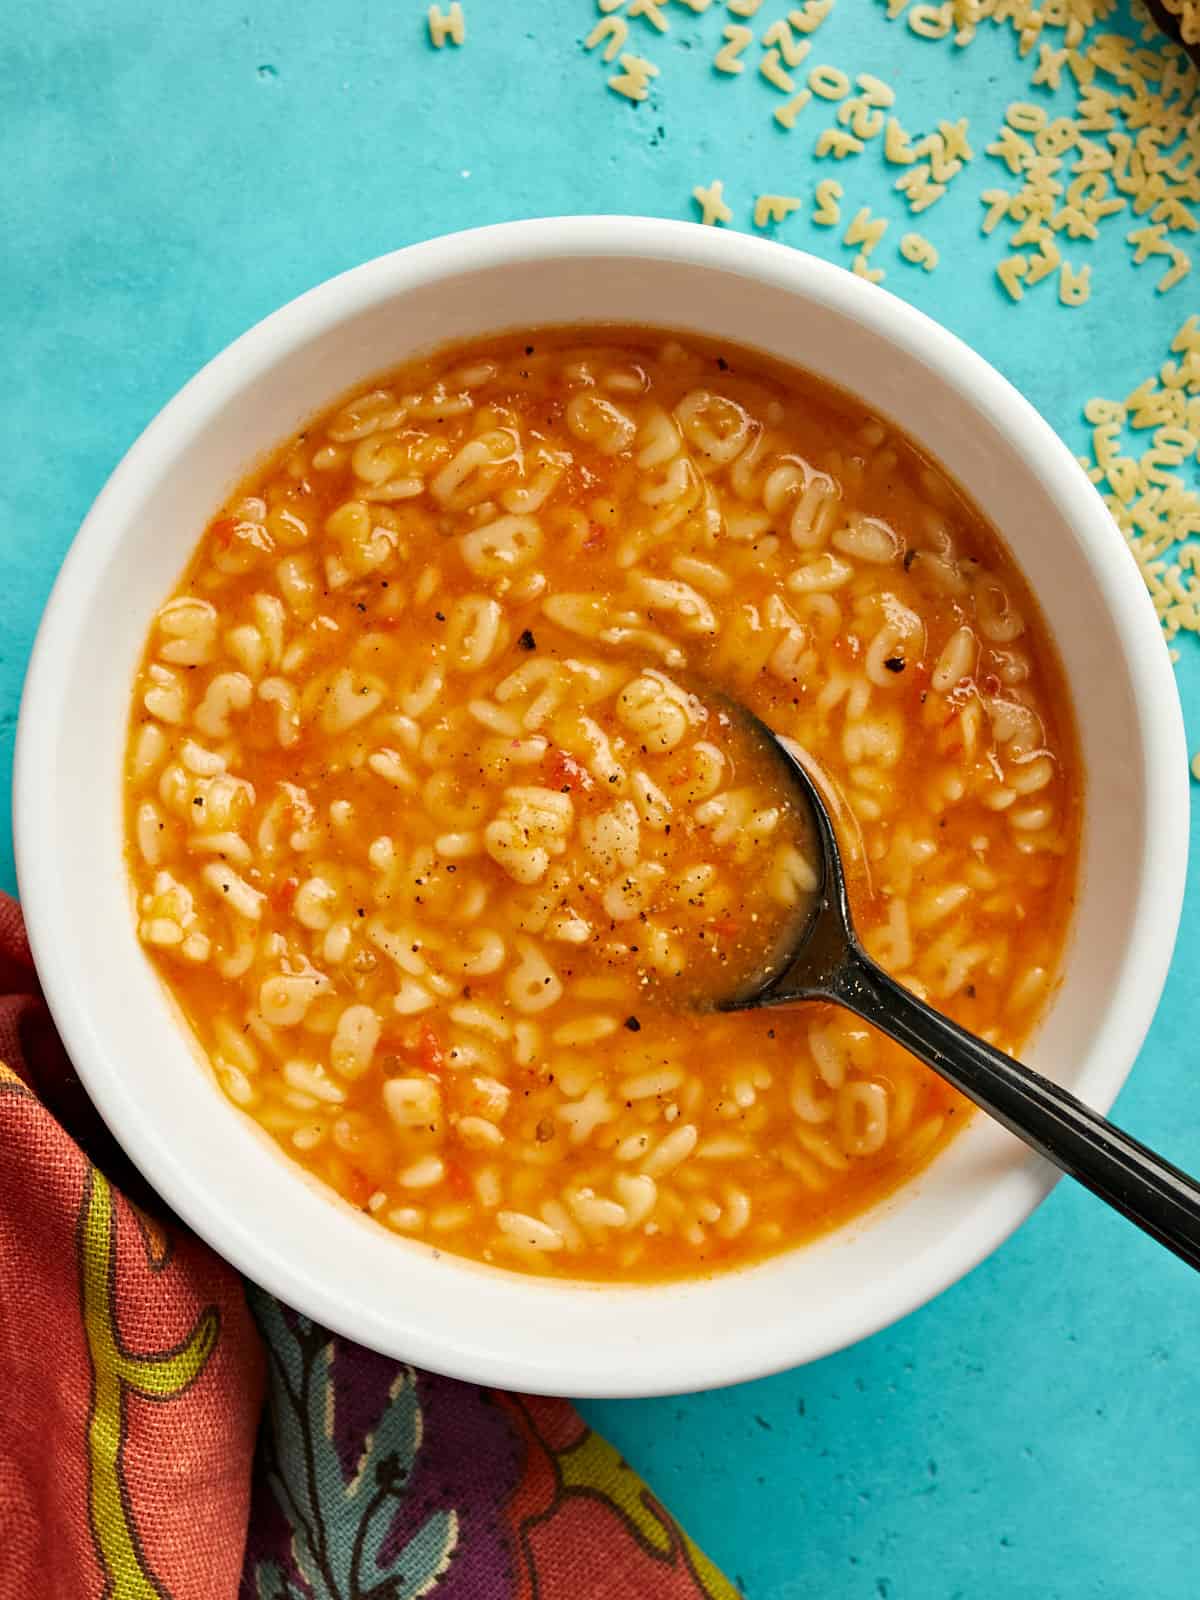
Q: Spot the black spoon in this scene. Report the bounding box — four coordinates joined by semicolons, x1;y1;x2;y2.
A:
716;703;1200;1271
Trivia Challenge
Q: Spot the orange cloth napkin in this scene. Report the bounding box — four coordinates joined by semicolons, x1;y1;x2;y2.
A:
0;894;738;1599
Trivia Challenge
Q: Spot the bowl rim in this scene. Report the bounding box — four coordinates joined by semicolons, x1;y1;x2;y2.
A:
13;216;1190;1395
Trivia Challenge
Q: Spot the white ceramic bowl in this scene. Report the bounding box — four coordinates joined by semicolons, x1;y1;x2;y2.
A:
15;217;1188;1397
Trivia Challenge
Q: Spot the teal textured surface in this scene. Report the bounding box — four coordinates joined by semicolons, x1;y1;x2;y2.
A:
4;2;1199;1595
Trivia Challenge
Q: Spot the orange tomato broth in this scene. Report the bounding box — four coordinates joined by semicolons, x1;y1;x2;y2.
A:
124;326;1080;1280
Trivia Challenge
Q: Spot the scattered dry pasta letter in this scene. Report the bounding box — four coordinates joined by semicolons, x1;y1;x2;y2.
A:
844;206;888;253
1032;42;1067;88
759;49;796;93
754;194;804;228
585;16;628;61
812;178;842;225
608;53;659;101
427;2;465;47
1157;250;1191;295
808;63;850;99
987;126;1029;175
1024;237;1061;286
899;232;939;270
1127;224;1171;265
884;119;916;165
1006;100;1047;134
895;165;947;213
714;24;753;73
774;90;812;130
1058;263;1092;307
693;179;734;226
997;255;1030;301
815;128;864;159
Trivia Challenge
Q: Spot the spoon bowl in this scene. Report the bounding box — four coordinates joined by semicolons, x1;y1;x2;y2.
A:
711;709;853;1010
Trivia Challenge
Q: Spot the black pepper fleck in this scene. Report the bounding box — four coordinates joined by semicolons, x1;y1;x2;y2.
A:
883;656;905;673
624;1015;641;1032
518;628;537;651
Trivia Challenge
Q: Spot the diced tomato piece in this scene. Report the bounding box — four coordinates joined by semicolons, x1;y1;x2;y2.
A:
545;749;595;794
271;877;299;912
583;522;606;550
443;1158;472;1199
344;1166;372;1209
417;1023;445;1078
708;915;739;938
209;515;239;549
377;1022;444;1078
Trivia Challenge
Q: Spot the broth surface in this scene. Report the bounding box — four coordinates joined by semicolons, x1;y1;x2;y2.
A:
125;328;1079;1280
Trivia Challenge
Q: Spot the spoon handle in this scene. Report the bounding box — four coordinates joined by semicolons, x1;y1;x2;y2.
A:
831;946;1200;1271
